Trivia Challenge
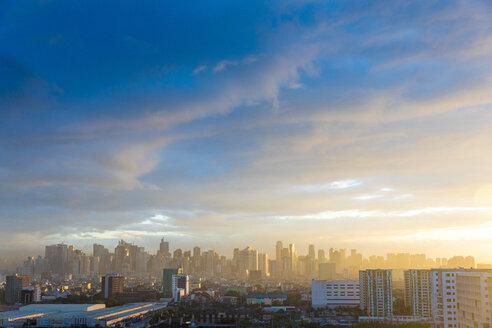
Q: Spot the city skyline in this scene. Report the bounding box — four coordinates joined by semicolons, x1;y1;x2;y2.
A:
2;0;492;261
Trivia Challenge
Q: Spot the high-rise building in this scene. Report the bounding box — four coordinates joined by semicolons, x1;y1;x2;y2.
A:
456;271;492;328
258;253;269;276
318;249;326;264
114;240;139;274
289;244;297;271
308;245;316;260
430;269;461;328
359;269;393;317
159;237;170;257
45;244;68;277
5;274;30;304
238;246;258;274
319;262;336;280
276;241;283;262
101;274;124;298
404;269;431;318
93;244;111;275
312;280;360;308
171;273;189;301
163;267;182;296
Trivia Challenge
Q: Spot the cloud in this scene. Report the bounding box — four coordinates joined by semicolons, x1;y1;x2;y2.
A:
193;65;207;75
213;60;238;72
1;0;492;260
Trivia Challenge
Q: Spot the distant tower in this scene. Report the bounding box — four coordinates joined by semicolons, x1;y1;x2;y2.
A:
308;244;316;260
159;237;170;257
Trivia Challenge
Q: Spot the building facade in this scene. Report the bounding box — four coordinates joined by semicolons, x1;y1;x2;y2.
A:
5;274;30;304
101;274;124;298
404;269;432;318
359;269;393;317
456;271;492;328
312;280;360;308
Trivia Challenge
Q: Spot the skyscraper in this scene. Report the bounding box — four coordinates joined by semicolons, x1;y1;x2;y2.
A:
159;237;170;257
308;244;315;260
276;241;283;269
238;246;258;274
45;244;68;277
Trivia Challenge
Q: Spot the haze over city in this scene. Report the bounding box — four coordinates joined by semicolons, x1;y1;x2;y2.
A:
2;0;492;265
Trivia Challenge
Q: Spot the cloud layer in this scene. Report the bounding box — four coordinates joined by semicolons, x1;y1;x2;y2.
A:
1;0;492;261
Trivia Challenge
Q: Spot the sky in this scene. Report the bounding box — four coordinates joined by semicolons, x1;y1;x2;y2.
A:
1;0;492;263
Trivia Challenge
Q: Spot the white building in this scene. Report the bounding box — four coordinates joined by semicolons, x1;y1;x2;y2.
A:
431;269;462;328
359;269;393;317
312;280;360;308
172;273;189;301
456;271;492;328
404;269;431;318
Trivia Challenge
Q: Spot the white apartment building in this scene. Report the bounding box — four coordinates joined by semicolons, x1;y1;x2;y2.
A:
431;269;462;328
456;271;492;328
312;280;360;308
359;269;393;317
404;269;432;318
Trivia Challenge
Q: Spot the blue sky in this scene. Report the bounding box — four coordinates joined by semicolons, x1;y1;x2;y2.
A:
1;0;492;261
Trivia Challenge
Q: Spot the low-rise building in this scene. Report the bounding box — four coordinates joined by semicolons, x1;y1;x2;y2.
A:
312;280;360;308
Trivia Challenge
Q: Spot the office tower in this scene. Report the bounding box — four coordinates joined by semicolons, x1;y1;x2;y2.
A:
238;246;258;275
319;262;337;280
312;280;360;308
114;240;140;274
276;241;283;262
308;245;315;260
232;248;240;268
171;273;189;301
173;248;183;259
19;257;35;277
163;267;182;296
136;247;148;274
281;247;292;274
456;271;492;328
93;244;111;274
359;269;393;317
268;259;281;278
71;251;90;277
318;249;326;264
329;248;346;273
258;253;269;276
101;274;124;298
45;243;68;276
5;274;30;304
34;256;50;276
289;244;297;271
347;249;363;268
193;247;201;258
159;237;170;257
404;270;431;318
